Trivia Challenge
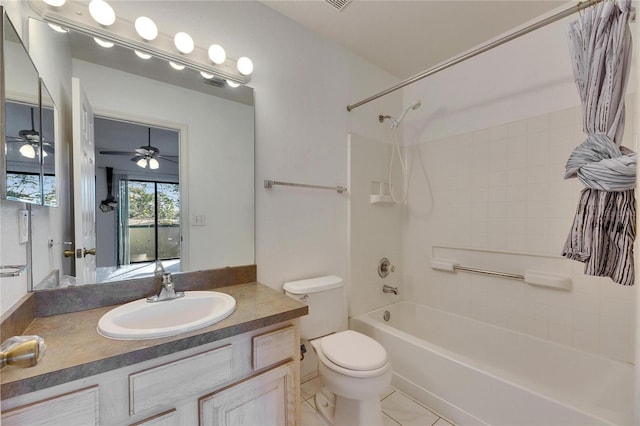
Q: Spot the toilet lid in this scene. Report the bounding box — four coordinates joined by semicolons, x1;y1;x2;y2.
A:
320;330;388;371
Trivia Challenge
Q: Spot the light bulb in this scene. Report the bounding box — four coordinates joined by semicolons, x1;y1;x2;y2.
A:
89;0;116;26
207;44;226;65
136;158;148;168
94;37;114;48
48;23;68;33
226;80;240;88
42;0;66;6
149;158;159;170
134;16;158;41
200;71;214;80
174;32;194;54
236;57;253;76
19;144;36;159
169;61;185;71
134;50;152;60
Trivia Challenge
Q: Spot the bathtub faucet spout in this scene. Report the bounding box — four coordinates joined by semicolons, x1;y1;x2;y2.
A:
383;284;399;295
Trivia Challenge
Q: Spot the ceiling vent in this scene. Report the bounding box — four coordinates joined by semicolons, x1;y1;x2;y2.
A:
325;0;352;12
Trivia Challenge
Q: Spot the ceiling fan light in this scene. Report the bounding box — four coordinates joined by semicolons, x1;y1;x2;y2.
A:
134;50;152;60
169;61;185;71
135;16;158;41
48;23;69;33
42;0;66;7
89;0;116;26
174;32;194;54
208;44;226;65
136;158;148;168
226;80;240;88
94;37;114;48
149;158;160;170
236;56;253;76
20;144;36;159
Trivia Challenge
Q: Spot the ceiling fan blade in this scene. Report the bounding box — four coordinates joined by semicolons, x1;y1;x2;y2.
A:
156;154;179;159
100;150;139;156
158;156;178;164
6;136;25;142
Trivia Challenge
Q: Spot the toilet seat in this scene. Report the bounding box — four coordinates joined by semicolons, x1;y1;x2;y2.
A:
320;330;388;371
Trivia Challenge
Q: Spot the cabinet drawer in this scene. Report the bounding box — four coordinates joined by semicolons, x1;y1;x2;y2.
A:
1;386;99;426
252;326;296;370
129;345;232;415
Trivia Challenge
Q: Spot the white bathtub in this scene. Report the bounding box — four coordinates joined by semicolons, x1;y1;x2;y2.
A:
351;302;633;426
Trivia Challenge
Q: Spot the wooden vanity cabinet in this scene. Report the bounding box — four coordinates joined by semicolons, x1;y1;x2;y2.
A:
1;322;300;426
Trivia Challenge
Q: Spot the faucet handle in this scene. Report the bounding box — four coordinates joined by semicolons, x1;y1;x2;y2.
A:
162;272;173;286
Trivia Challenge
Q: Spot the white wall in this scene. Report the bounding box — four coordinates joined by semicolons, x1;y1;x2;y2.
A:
400;10;637;362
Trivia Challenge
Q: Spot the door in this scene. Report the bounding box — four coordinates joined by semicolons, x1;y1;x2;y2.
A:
72;78;96;285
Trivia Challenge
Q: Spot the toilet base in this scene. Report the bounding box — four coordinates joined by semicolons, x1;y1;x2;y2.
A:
315;387;384;426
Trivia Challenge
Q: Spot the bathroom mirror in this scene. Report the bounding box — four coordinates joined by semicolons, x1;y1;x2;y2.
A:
26;18;255;287
2;10;42;205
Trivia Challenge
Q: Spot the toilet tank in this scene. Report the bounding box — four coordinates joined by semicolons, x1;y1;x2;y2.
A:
283;276;344;340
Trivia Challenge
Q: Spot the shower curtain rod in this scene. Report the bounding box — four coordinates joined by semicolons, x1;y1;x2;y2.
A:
346;0;604;112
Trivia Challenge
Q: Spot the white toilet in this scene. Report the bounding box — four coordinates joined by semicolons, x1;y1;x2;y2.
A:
283;276;391;426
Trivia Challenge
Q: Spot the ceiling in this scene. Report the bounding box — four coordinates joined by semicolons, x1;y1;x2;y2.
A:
261;0;566;79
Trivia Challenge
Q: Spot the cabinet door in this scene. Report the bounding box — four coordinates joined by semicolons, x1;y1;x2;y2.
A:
199;362;295;426
1;386;99;426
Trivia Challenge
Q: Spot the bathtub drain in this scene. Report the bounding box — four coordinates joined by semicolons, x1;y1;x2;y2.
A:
383;311;391;321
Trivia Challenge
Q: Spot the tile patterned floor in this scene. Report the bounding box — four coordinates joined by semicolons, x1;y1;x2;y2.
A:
300;376;455;426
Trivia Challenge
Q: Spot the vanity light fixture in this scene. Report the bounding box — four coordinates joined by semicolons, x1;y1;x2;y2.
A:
134;50;152;60
88;0;116;26
208;44;226;65
48;23;68;33
226;80;239;88
169;61;185;71
174;32;194;54
42;0;65;6
237;57;254;76
33;0;253;85
94;37;114;48
134;16;157;41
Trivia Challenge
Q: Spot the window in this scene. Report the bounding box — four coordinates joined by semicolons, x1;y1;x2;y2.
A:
120;180;180;264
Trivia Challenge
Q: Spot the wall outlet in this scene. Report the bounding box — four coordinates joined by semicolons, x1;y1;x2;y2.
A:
18;210;29;244
192;214;206;226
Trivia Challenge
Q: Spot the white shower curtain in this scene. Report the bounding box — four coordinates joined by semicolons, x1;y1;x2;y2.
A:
562;0;635;286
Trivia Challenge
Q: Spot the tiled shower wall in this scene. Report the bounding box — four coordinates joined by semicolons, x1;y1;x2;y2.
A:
404;99;637;363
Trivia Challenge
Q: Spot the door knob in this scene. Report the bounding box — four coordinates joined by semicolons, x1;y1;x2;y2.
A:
64;250;75;258
83;248;96;257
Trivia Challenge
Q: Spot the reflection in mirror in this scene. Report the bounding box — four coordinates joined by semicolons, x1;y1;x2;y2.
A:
5;101;42;204
41;82;57;207
95;117;180;283
3;11;41;204
27;17;255;289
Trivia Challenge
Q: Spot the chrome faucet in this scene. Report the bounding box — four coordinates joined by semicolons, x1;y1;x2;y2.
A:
154;260;165;278
147;271;184;302
383;284;399;295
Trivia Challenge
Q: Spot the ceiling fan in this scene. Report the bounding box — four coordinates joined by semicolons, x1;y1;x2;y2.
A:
6;107;54;159
99;127;178;170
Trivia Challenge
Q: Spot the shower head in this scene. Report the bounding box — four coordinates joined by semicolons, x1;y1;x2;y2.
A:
391;99;422;128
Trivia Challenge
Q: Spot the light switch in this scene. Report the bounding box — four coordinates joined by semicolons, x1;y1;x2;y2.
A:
192;214;206;226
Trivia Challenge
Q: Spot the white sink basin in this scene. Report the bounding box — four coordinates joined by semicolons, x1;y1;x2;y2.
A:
97;291;236;340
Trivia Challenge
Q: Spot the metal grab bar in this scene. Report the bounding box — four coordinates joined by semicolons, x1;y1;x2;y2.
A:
264;180;347;194
0;265;28;278
453;265;524;281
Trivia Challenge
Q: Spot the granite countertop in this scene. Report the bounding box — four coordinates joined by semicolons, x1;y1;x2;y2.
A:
1;282;307;400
